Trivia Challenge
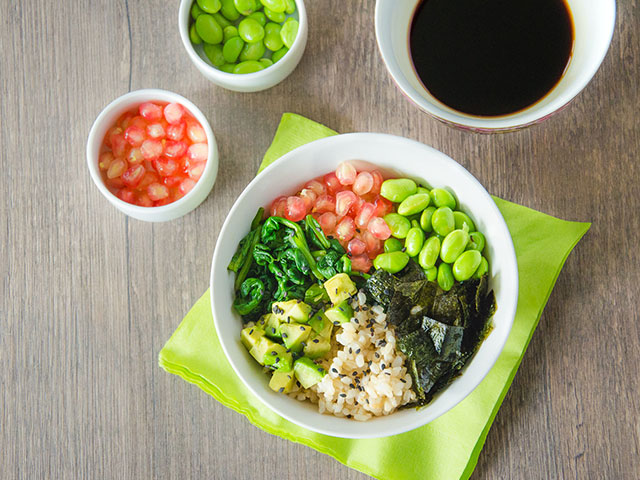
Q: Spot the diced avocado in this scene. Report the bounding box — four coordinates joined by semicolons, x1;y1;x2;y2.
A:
324;300;353;325
263;313;282;340
249;336;278;366
262;343;293;371
268;369;296;393
303;333;332;359
309;311;333;339
293;357;327;388
279;323;312;353
272;300;312;323
241;325;265;350
324;273;357;305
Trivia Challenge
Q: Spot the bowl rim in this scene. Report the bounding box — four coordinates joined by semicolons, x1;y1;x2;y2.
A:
178;0;307;81
86;88;217;216
374;0;617;130
210;133;518;438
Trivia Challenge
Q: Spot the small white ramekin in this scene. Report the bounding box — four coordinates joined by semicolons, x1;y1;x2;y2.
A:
87;89;218;222
375;0;616;132
178;0;308;92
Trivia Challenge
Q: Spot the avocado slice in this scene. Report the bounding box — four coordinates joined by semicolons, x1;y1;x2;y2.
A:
263;313;283;340
272;300;312;323
303;333;332;359
279;323;312;353
249;336;278;366
324;300;353;325
324;273;357;305
293;357;327;388
309;311;333;339
262;343;293;371
240;325;265;351
268;369;296;393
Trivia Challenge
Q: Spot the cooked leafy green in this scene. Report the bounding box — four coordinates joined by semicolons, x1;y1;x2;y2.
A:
365;260;497;405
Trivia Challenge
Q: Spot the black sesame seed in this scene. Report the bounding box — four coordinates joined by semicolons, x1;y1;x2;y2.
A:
331;368;338;373
346;414;352;419
333;321;339;325
349;348;352;354
349;383;355;388
275;357;280;363
299;326;305;330
278;387;284;393
249;329;254;335
354;318;359;323
340;393;346;398
318;368;323;372
400;379;407;383
271;351;277;356
365;399;369;404
296;381;301;387
368;360;372;366
271;327;276;333
352;371;357;376
355;348;361;354
381;364;386;370
355;228;361;233
401;247;406;252
301;342;307;347
282;333;288;338
339;373;346;378
375;352;380;358
385;372;391;375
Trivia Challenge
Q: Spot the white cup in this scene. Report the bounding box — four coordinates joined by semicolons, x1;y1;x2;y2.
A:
178;0;308;92
375;0;616;132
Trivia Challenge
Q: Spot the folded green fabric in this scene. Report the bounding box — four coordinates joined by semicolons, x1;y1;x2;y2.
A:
159;113;590;480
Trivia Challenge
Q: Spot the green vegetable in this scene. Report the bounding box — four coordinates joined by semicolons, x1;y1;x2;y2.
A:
247;11;267;26
233;60;264;73
223;36;245;63
233;278;265;315
373;251;410;274
305;215;331;249
420;206;436;232
437;263;454;291
284;0;296;14
453;211;475;231
466;231;486;252
203;43;225;67
238;17;265;43
383;213;411;239
397;193;431;216
304;284;329;304
383;237;404;253
219;63;236;73
190;24;203;44
220;0;241;20
271;46;288;62
264;6;286;22
474;256;489;278
234;0;256;15
197;0;222;13
418;236;440;269
380;178;417;202
440;229;469;263
213;11;232;28
260;0;286;13
404;227;425;257
239;41;266;61
452;250;482;281
259;58;273;68
191;2;204;19
195;14;223;44
263;22;283;51
430;188;456;209
431;206;455;237
223;25;239;42
280;18;298;48
424;265;437;281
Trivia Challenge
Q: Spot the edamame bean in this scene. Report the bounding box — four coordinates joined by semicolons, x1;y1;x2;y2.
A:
248;11;267;26
260;0;286;12
203;43;225;66
437;263;454;291
397;193;431;216
239;40;266;61
473;256;489;278
424;266;437;282
219;63;236;73
223;36;245;63
440;229;469;263
453;211;475;232
264;7;286;22
220;0;241;20
223;25;239;42
233;60;265;73
431;207;455;236
190;24;203;44
238;17;265;43
380;178;417;203
420;206;435;232
264;23;283;51
259;58;273;68
416;186;430;195
430;188;456;209
285;0;296;14
411;219;420;229
373;252;410;274
418;236;440;269
453;250;482;281
213;12;232;28
191;3;204;19
197;0;222;14
271;46;288;62
195;14;223;44
234;0;256;15
383;213;412;239
466;231;486;252
404;227;425;257
384;238;404;253
280;18;298;48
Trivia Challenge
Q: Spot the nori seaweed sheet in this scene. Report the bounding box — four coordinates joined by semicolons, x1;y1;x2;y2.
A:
365;260;497;406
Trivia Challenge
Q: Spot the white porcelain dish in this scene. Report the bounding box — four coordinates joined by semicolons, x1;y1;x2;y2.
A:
178;0;308;92
210;133;518;438
87;89;218;222
375;0;616;132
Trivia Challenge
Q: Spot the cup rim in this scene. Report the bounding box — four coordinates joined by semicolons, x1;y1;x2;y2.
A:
178;0;307;82
86;88;217;216
374;0;617;130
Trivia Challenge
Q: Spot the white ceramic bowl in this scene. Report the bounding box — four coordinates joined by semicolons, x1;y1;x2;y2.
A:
87;89;218;222
178;0;308;92
210;133;518;438
375;0;616;132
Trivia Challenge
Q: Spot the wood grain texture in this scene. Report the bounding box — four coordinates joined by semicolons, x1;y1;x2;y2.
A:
1;1;639;479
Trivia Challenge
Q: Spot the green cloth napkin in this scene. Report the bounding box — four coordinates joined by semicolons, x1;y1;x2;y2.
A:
159;113;590;480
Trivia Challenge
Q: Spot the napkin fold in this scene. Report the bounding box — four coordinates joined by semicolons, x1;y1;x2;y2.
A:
159;113;590;480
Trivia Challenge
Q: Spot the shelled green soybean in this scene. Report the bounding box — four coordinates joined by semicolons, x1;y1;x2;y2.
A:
375;179;489;291
189;0;299;74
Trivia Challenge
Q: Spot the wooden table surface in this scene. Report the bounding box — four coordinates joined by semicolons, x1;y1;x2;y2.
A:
2;1;639;478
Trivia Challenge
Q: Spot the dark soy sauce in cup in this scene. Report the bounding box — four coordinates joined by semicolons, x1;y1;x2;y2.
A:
409;0;574;117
